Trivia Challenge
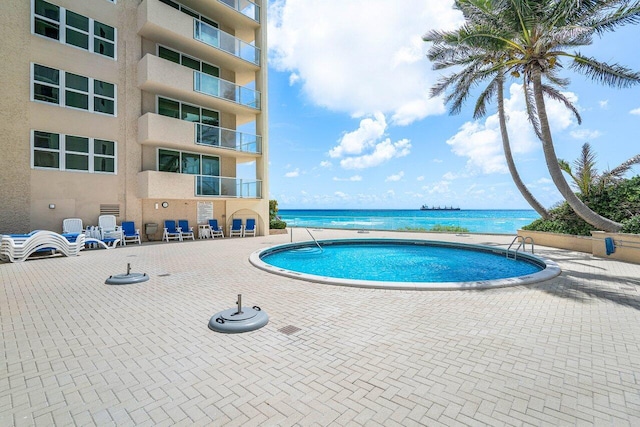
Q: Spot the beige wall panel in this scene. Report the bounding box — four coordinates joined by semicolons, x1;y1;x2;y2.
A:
30;38;119;84
31;170;121;230
0;1;32;233
55;0;117;27
29;103;120;141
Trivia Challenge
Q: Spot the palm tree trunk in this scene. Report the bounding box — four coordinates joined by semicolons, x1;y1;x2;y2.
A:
531;66;622;232
497;76;551;219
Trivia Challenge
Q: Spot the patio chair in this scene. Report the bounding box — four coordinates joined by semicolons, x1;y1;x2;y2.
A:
121;221;141;245
98;215;123;245
229;218;243;237
244;218;256;237
178;220;195;240
208;219;224;238
62;218;84;234
163;220;182;242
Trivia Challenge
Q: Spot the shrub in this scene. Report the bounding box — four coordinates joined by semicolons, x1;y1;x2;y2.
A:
522;175;640;236
621;215;640;234
429;225;469;233
270;219;287;229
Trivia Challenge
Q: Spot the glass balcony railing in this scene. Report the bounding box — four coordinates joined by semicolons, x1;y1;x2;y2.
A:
194;71;260;109
194;20;260;65
196;123;262;154
218;0;260;22
195;175;262;198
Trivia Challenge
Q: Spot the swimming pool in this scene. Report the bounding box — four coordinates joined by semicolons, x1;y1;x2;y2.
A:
250;239;561;290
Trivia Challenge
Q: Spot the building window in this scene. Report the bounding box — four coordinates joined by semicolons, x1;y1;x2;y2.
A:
158;0;218;27
158;46;219;77
33;0;117;59
158;97;219;126
31;63;117;116
158;149;219;176
32;130;116;174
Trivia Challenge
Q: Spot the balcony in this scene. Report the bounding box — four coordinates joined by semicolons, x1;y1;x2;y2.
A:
217;0;260;23
195;175;262;198
138;113;261;160
194;71;260;110
137;170;261;199
194;20;259;66
138;54;259;124
196;123;261;154
137;0;259;76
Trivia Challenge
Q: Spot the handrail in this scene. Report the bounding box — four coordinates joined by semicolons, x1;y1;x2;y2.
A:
306;228;323;252
507;236;534;259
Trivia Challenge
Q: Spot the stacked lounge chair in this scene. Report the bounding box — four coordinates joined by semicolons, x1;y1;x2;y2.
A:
0;230;86;263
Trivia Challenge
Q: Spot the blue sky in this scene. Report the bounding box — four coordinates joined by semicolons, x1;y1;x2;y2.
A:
258;0;640;210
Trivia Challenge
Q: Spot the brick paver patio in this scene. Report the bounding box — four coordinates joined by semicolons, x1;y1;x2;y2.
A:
2;229;640;426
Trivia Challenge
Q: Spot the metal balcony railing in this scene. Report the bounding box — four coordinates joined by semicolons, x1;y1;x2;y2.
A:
217;0;260;22
194;20;260;65
194;71;260;109
195;175;262;198
196;123;261;154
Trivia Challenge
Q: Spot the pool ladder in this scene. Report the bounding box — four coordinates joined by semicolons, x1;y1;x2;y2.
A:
506;236;534;259
306;228;323;252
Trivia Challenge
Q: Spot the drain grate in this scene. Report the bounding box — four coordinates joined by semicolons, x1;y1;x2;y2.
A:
158;273;171;277
279;325;301;335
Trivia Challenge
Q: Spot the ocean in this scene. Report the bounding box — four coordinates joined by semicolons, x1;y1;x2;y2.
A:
277;209;540;235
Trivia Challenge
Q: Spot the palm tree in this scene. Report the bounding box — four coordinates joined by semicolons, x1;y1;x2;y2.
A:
461;0;640;231
559;142;640;197
424;2;552;219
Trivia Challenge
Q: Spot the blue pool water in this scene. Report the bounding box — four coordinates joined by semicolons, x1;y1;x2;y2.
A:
278;209;539;234
260;240;543;283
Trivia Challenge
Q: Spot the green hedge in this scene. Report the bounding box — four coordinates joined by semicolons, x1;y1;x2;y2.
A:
523;176;640;236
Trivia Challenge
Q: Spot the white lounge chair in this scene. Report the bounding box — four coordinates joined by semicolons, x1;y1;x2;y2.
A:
163;220;182;242
63;218;84;234
178;220;195;240
208;219;224;238
230;219;243;237
244;218;256;237
98;215;123;246
121;221;141;245
1;230;85;263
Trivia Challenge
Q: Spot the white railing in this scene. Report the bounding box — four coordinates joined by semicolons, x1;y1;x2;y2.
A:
195;123;261;154
194;20;260;65
195;175;262;198
194;71;260;109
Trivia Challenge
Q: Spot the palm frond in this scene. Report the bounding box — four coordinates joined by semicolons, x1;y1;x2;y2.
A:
570;53;640;88
541;84;582;124
602;153;640;182
589;2;640;35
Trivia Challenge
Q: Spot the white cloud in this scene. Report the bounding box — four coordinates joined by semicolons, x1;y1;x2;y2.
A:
631;108;640;115
333;175;362;182
319;160;332;168
599;100;609;109
386;171;405;182
416;176;425;181
329;113;387;158
340;138;411;170
329;113;412;170
422;180;451;194
289;72;301;85
570;129;602;140
284;168;300;178
432;159;443;163
445;83;579;175
268;0;461;125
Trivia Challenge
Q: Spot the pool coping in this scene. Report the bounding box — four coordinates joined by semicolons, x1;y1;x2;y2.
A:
249;238;562;291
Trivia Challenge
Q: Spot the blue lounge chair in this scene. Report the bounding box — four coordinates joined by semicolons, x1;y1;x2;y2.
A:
208;219;224;238
163;220;182;242
230;219;243;237
244;218;256;237
121;221;141;245
178;220;195;240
